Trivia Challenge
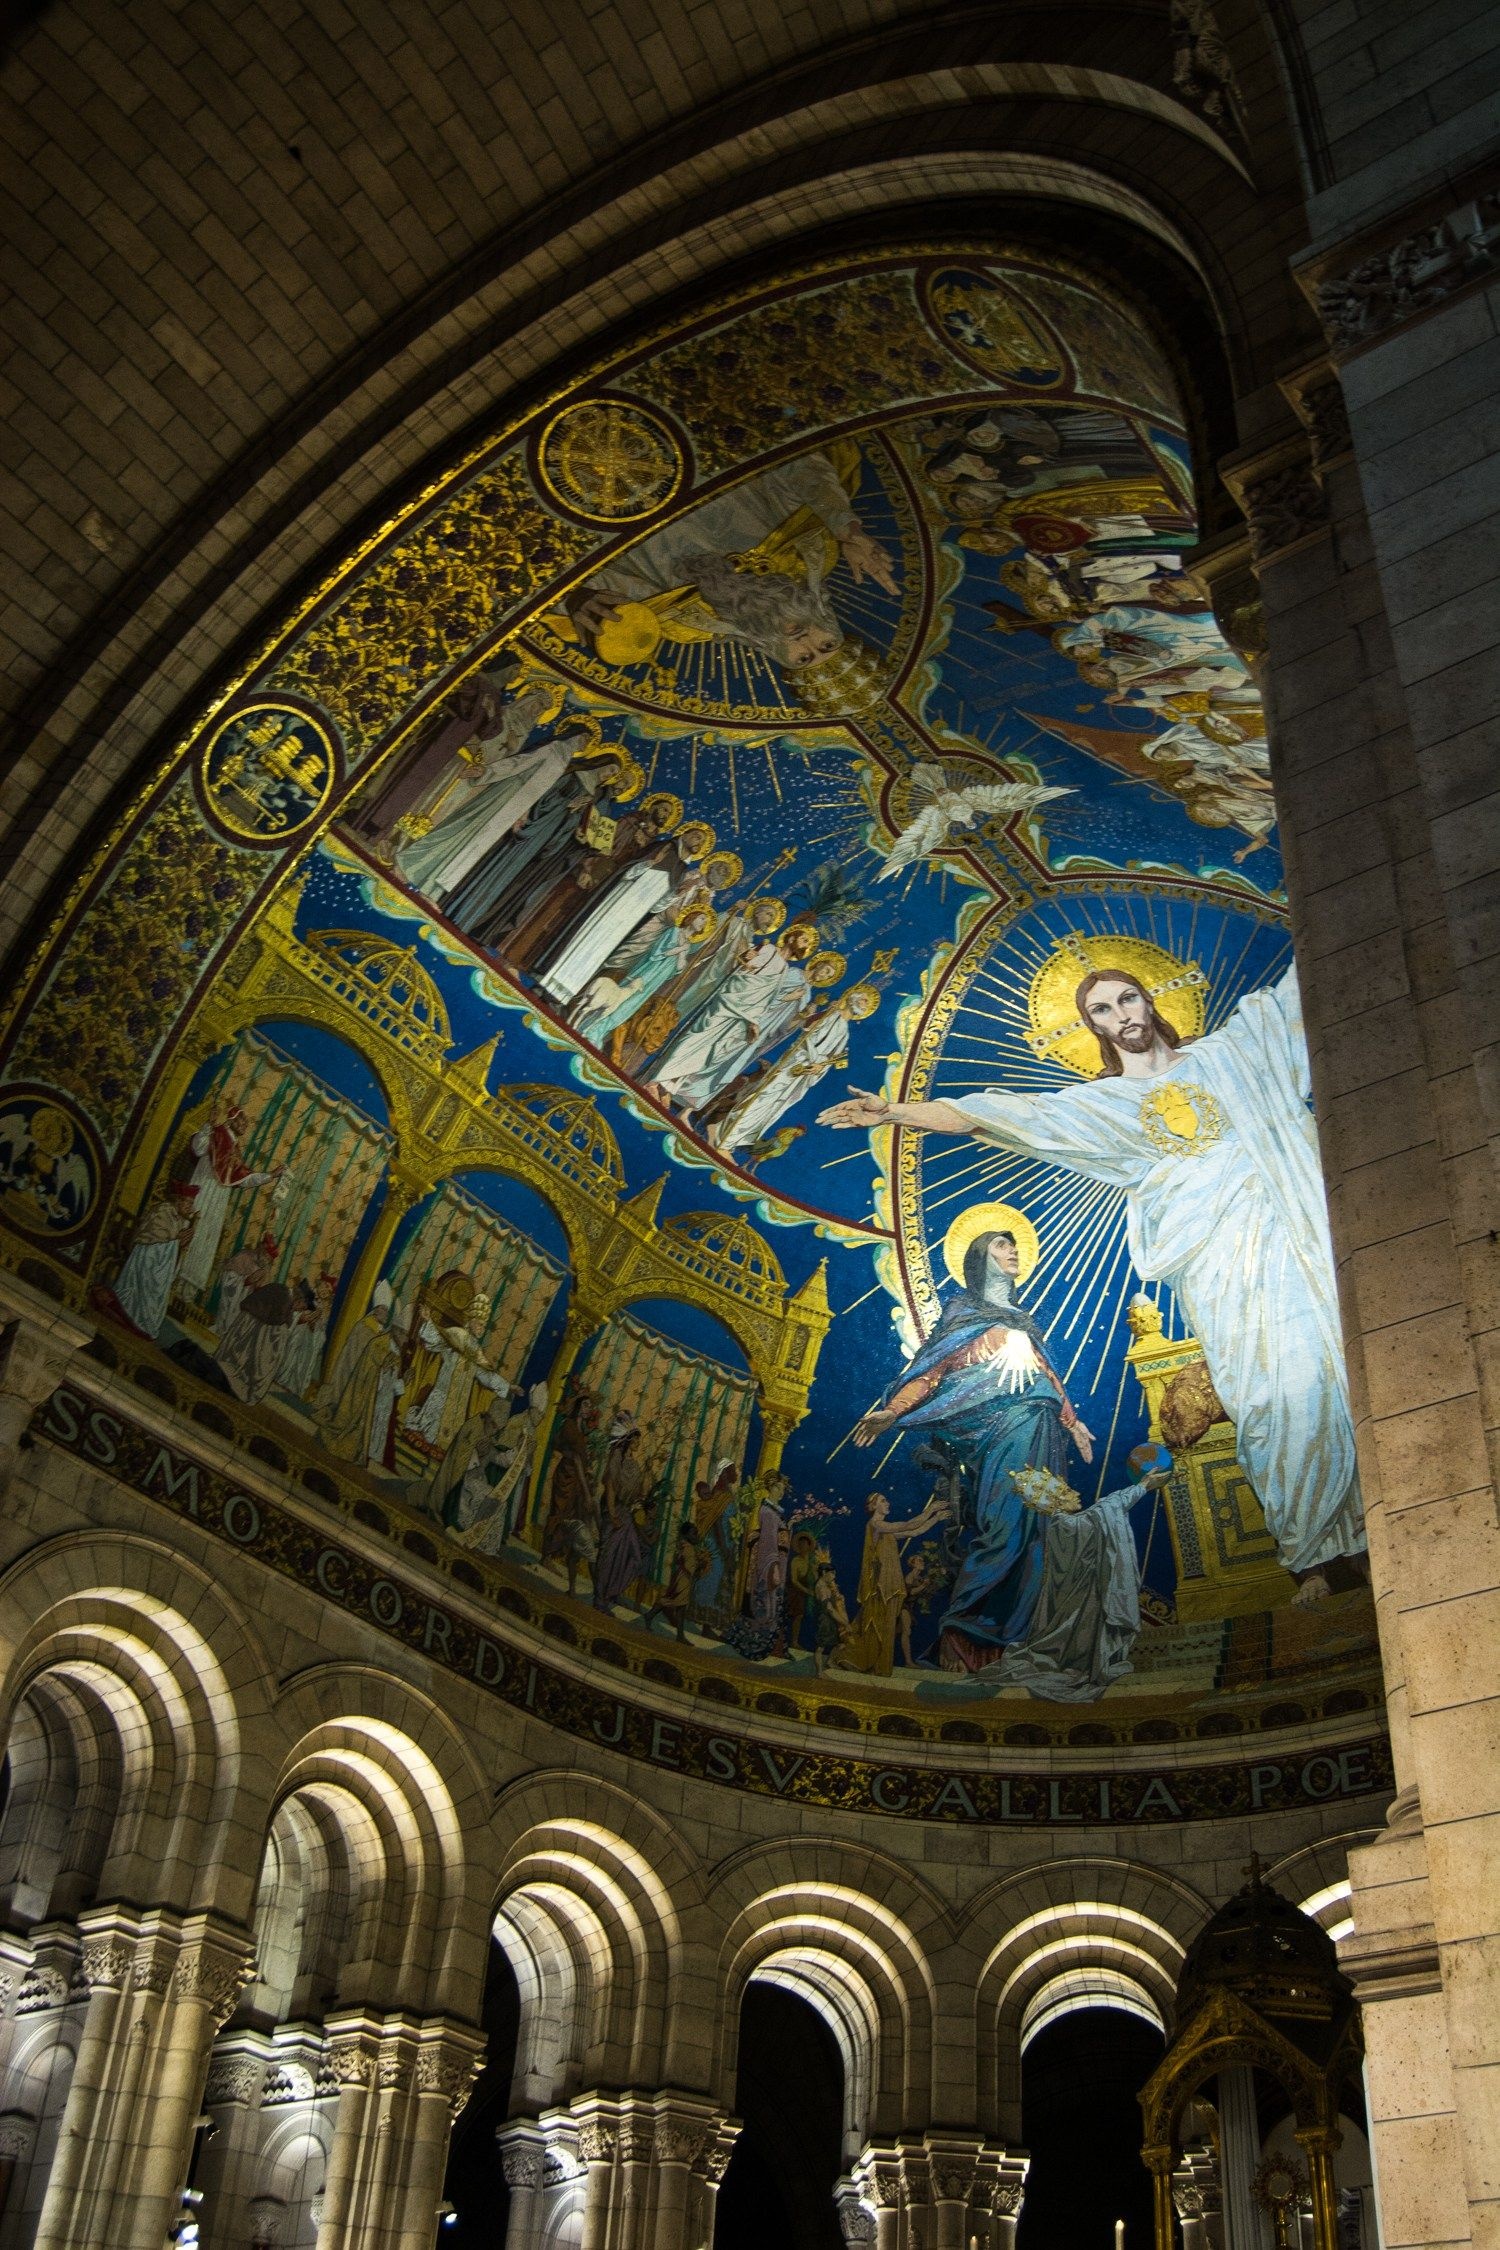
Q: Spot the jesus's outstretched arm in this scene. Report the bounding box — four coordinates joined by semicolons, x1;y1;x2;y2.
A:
818;1087;971;1133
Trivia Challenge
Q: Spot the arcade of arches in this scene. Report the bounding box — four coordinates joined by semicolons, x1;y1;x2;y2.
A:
0;1;1497;2247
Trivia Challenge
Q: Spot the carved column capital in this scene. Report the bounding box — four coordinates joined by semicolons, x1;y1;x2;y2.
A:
500;2142;544;2189
576;2119;617;2165
324;2020;381;2088
0;2115;35;2162
414;2022;486;2117
246;2194;288;2246
654;2116;711;2167
1280;360;1353;479
171;1917;256;2026
1221;437;1329;568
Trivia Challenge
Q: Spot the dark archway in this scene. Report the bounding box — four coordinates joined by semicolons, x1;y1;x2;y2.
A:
716;1983;845;2250
1019;2007;1165;2250
440;1939;522;2244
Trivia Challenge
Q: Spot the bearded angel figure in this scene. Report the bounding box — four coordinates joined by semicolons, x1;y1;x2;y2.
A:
556;447;898;675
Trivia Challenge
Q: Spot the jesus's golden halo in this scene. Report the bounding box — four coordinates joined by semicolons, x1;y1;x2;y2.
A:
943;1202;1041;1288
1026;933;1207;1078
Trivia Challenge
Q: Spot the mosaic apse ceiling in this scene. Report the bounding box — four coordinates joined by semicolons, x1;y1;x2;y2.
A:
0;245;1383;1777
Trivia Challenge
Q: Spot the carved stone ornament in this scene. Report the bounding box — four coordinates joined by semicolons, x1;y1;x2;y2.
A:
246;2195;287;2245
577;2121;617;2164
0;2116;36;2162
72;1940;135;1995
14;1966;70;2014
326;2036;377;2088
932;2161;979;2201
1231;459;1328;566
1298;377;1352;473
993;2180;1028;2215
375;2047;415;2092
260;2061;318;2106
1315;193;1500;356
619;2122;657;2165
1169;0;1244;132
836;2194;878;2247
415;2043;482;2116
655;2119;710;2167
175;1949;255;2027
500;2146;544;2190
205;2056;265;2107
866;2164;904;2210
1176;2183;1208;2219
131;1951;176;1998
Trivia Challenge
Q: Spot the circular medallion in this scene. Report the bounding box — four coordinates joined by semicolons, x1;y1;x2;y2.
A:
921;267;1065;389
537;398;686;523
0;1089;101;1237
199;702;338;843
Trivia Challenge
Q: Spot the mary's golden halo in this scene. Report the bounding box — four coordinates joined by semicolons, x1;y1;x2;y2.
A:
943;1201;1041;1287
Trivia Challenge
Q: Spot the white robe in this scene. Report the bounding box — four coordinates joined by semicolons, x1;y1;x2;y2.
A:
279;1314;329;1399
991;1481;1151;1702
713;1007;850;1149
950;970;1362;1576
403;1318;509;1448
396;732;577;901
540;862;672;1007
175;1129;275;1297
114;1207;189;1337
655;944;810;1108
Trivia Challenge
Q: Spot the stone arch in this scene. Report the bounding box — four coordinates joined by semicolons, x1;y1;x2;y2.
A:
0;1533;276;1922
0;0;1321;982
489;1772;696;2106
964;1857;1211;2139
710;1839;945;2146
258;1665;492;2020
1268;1830;1382;1941
0;0;1327;967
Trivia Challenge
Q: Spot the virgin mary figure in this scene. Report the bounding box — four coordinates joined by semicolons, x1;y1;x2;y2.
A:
852;1208;1094;1671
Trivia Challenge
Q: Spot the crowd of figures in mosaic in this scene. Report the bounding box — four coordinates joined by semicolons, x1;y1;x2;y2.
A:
0;249;1375;1718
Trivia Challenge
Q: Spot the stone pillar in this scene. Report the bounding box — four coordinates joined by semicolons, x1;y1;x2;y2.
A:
31;1904;252;2250
496;2119;547;2250
318;2011;483;2250
1301;208;1500;2250
1222;326;1498;2250
194;2029;276;2247
1173;2136;1224;2250
0;2112;36;2229
689;2117;738;2250
847;2137;1026;2250
850;2145;905;2250
506;2092;736;2250
0;1285;90;1495
1217;2067;1267;2250
194;2023;337;2250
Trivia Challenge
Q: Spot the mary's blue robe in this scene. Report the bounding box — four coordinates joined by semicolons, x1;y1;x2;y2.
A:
882;1285;1069;1656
